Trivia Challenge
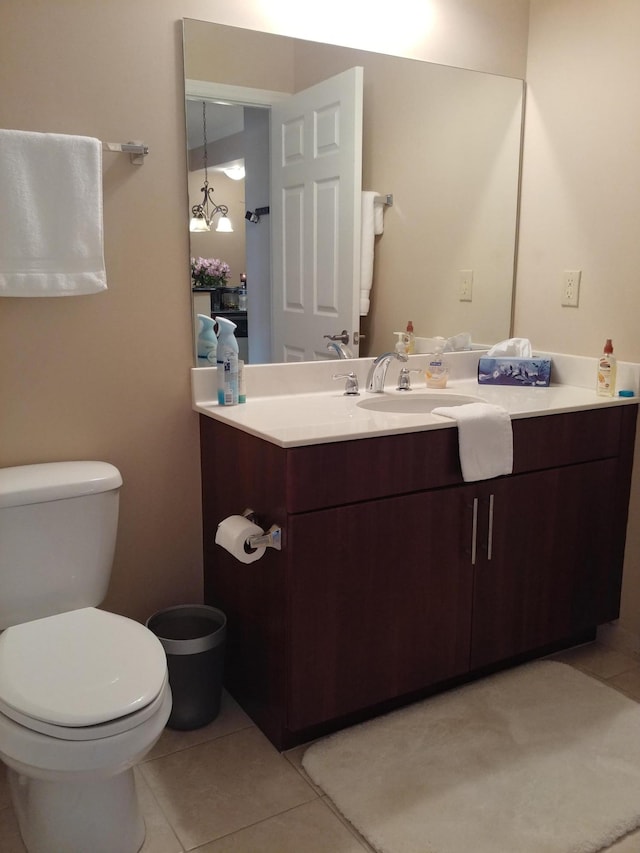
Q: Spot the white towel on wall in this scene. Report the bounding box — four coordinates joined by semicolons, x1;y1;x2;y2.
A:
432;402;513;482
360;191;384;316
0;129;107;296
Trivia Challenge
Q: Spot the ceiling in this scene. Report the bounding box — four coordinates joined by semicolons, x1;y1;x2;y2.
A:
185;99;245;151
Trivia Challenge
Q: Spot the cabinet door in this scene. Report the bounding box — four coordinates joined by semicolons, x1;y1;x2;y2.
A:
287;487;475;731
470;459;617;669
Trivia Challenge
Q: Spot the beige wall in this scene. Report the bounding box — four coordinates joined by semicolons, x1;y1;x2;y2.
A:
516;0;640;359
516;0;640;645
0;0;528;624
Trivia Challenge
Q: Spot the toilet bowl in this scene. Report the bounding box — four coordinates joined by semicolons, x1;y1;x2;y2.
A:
0;462;173;853
0;607;171;853
0;686;172;853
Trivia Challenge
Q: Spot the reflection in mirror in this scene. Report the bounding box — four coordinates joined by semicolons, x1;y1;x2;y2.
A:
184;20;524;365
188;99;251;361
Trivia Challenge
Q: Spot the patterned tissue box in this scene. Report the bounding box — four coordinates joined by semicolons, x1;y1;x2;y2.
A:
477;357;551;387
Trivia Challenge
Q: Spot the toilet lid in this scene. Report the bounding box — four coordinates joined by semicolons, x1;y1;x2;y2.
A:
0;673;170;741
0;608;167;727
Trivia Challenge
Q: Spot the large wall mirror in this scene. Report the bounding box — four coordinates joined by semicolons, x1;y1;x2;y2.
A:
184;19;524;364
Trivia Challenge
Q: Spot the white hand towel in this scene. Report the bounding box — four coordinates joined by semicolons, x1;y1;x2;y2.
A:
0;129;107;296
432;402;513;482
359;191;384;316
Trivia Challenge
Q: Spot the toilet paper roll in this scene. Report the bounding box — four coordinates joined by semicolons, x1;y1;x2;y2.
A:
215;515;267;564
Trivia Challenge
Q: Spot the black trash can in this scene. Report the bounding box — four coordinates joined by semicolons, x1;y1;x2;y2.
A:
146;604;226;730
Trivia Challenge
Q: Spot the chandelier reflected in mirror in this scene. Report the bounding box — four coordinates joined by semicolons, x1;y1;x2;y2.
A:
189;101;234;233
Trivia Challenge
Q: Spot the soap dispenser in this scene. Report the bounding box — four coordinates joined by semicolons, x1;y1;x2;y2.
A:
394;331;410;354
425;337;449;389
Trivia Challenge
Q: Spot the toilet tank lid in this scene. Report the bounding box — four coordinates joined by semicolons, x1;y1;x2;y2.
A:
0;461;122;508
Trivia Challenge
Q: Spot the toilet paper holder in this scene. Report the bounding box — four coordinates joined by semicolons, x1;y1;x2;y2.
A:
242;509;282;551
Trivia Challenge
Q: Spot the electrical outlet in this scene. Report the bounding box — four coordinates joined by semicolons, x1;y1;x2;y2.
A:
459;270;473;302
561;270;581;307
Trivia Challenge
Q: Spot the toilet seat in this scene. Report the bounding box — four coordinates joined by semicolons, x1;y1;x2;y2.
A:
0;607;167;733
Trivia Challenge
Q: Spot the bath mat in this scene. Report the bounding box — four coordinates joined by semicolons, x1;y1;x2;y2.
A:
302;661;640;853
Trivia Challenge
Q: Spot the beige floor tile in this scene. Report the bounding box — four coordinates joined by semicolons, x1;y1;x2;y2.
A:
283;742;325;795
552;642;640;679
321;796;377;852
140;726;317;850
145;691;254;761
281;746;376;851
192;798;370;852
608;666;640;702
136;768;184;853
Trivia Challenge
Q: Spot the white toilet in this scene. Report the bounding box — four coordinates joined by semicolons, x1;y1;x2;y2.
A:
0;461;172;853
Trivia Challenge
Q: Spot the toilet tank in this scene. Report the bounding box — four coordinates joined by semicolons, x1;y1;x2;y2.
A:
0;461;123;629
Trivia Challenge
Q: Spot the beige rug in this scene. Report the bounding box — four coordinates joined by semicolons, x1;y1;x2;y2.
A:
302;661;640;853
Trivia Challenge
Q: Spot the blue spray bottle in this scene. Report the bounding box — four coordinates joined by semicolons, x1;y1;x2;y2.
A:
215;316;239;405
196;314;218;363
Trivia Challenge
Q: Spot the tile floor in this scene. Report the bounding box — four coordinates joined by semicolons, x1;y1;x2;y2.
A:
3;640;640;852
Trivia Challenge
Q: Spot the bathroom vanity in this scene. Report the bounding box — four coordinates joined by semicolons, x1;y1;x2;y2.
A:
195;356;638;749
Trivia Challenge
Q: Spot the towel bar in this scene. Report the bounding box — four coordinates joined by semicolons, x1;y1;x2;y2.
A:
102;141;149;165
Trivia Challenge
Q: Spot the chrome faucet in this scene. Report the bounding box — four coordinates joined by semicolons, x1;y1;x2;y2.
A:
326;340;354;359
366;351;409;393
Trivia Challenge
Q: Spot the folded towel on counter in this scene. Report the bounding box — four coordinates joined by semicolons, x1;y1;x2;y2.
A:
359;191;384;316
432;402;513;482
0;129;107;296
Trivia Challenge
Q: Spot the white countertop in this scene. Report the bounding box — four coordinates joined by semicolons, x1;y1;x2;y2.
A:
192;351;640;448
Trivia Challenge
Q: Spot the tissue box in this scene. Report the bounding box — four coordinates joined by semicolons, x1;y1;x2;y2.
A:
478;357;551;387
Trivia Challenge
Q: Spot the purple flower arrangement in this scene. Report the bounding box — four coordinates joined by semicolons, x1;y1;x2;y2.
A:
191;257;231;288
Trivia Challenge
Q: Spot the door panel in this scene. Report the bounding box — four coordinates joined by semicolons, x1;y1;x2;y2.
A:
271;67;363;362
287;488;474;731
471;460;617;669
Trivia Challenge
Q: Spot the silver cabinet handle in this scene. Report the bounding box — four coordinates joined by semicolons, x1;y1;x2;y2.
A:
471;497;478;565
487;493;494;561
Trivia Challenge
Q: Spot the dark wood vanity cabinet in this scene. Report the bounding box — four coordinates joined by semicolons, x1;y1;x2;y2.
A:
469;459;621;669
200;404;637;749
286;487;474;731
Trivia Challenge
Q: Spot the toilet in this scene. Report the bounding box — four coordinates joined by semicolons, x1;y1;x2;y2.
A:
0;461;172;853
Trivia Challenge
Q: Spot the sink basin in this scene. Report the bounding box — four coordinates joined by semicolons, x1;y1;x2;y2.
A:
357;392;482;414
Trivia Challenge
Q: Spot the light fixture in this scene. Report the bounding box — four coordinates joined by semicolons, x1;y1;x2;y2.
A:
215;216;233;233
189;101;234;233
222;165;245;181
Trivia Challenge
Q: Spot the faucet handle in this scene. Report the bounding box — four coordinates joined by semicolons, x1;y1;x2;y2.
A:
396;367;423;391
333;371;360;396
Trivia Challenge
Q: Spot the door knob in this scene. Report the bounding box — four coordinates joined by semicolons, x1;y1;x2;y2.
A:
324;330;350;344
